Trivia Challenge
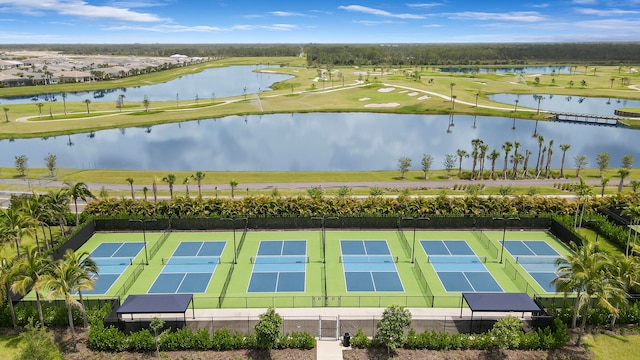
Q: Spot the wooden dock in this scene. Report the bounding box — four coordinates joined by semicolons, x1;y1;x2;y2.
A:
550;112;626;127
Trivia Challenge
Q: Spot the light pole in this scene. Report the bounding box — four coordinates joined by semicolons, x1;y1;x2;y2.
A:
221;217;248;264
402;216;431;264
584;219;599;243
129;218;157;265
493;217;520;264
312;216;338;263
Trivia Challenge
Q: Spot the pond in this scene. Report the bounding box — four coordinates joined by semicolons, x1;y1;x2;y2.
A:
0;65;294;105
488;93;640;117
0;113;637;172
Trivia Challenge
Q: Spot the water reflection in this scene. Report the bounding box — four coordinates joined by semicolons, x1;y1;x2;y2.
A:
0;65;293;105
489;93;640;116
0;113;637;171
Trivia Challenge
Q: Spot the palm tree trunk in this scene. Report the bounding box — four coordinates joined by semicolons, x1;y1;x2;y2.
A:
6;286;17;330
79;290;88;328
198;182;202;198
74;198;79;226
35;292;44;326
67;304;77;350
576;302;590;346
571;291;582;328
40;223;49;250
34;231;41;254
14;238;21;259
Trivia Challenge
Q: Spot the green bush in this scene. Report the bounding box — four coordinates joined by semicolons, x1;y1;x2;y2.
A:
212;328;233;350
160;327;196;351
192;328;213;350
88;324;127;352
489;316;523;349
349;328;370;348
127;329;155;352
15;320;64;360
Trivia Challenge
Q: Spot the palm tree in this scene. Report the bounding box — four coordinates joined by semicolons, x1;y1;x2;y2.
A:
0;256;18;329
478;144;489;179
229;179;238;198
44;188;70;236
600;177;610;196
61;92;67;115
622;204;640;257
522;150;532;178
191;171;206;198
535;135;544;176
126;177;135;199
3;106;9;122
456;149;468;178
559;144;571;178
618;169;630;193
152;177;158;202
11;246;52;325
142;186;149;201
502;141;513;180
545;140;554;178
36;102;44;117
19;194;50;254
607;255;640;328
183;177;190;197
0;208;36;259
143;97;150;112
162;174;176;199
118;94;125;112
488;149;500;180
511;141;521;179
573;177;593;228
58;249;97;328
64;181;94;226
83;99;91;114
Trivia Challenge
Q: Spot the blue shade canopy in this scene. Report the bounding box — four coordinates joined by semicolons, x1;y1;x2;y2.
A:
462;293;541;313
117;294;193;315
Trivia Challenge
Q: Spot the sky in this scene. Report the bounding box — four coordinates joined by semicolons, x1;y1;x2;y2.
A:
0;1;640;44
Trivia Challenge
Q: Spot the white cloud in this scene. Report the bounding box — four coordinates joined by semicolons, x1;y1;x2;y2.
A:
574;8;640;16
264;23;297;31
0;0;167;22
353;20;397;25
406;3;444;8
269;11;306;17
448;11;546;22
338;5;425;19
108;0;170;8
530;3;550;8
105;23;297;33
571;0;598;4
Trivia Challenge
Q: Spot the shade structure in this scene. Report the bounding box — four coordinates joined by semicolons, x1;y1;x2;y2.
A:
116;294;195;320
462;292;542;313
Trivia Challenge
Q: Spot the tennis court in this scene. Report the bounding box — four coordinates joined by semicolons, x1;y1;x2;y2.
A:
247;240;307;292
504;240;563;292
148;241;225;294
420;240;502;293
340;240;404;292
86;242;144;295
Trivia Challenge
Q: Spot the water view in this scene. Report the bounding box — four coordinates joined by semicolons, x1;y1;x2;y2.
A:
488;93;640;117
0;65;294;105
0;113;636;171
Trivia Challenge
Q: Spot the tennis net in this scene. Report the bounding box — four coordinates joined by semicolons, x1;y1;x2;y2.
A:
162;256;220;265
516;256;563;265
250;256;309;264
149;228;171;260
93;257;132;266
340;255;399;263
426;255;487;264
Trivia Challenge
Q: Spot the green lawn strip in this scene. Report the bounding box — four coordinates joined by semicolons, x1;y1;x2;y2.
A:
0;333;21;359
583;333;640;360
221;231;322;308
576;228;624;257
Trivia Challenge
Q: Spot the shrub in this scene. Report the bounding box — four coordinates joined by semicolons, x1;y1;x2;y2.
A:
349;328;370;348
369;187;385;196
88;324;127;352
337;186;353;197
212;328;233;351
306;186;324;199
15;320;64;360
192;328;213;350
489;316;523;349
127;329;155;352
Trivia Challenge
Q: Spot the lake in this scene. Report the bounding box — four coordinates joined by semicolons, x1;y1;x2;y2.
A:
488;93;640;117
0;113;637;171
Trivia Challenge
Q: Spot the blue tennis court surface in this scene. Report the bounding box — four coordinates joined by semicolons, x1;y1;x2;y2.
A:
421;240;502;292
86;242;144;294
248;240;307;292
504;240;562;292
341;240;404;292
148;241;225;294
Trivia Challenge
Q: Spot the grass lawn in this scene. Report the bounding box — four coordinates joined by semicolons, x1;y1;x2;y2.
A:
583;333;640;360
0;333;21;359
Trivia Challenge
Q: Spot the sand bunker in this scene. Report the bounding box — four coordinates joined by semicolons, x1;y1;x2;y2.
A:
378;87;396;93
359;97;371;101
418;95;430;100
364;103;400;108
407;92;419;96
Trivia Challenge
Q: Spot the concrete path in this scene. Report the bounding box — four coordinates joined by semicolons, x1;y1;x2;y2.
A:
317;340;345;360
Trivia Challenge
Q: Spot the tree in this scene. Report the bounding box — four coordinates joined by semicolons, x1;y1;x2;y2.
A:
183;177;190;197
58;249;97;328
15;155;28;177
118;94;125;112
3;106;9;122
12;246;52;326
374;305;412;356
149;317;165;353
254;307;282;351
44;189;70;236
535;135;544;176
572;177;593;228
36;102;44;117
44;154;56;177
64;181;94;226
191;171;206;198
622;154;634;169
61;92;67;115
143;96;150;112
420;154;433;179
398;157;411;180
443;154;456;178
502;141;513;180
488;149;501;180
544;140;554;178
126;177;135;199
142;186;149;200
631;180;640;193
574;155;588;177
229;179;238;198
456;149;468;178
470;139;482;180
152;177;158;202
601;177;610;196
618;169;630;192
596;152;610;178
478;144;489;179
15;320;64;360
607;255;640;328
83;99;91;114
0;207;35;259
162;174;176;199
511;141;521;179
0;256;18;329
559;144;570;178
